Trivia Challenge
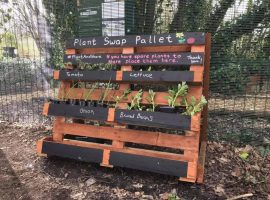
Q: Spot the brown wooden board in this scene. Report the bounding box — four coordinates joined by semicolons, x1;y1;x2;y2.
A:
64;52;204;66
56;87;203;105
55;70;198;82
58;122;198;150
66;33;206;49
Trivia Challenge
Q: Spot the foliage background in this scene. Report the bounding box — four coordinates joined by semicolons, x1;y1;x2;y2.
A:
0;0;269;147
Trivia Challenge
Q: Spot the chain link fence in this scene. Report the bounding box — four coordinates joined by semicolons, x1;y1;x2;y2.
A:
0;0;269;145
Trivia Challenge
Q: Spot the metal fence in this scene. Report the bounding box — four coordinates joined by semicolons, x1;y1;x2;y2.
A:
0;0;269;145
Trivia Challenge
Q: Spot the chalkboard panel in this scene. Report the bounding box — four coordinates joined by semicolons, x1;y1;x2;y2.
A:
56;70;195;82
58;70;116;81
122;71;194;82
115;109;191;130
66;32;205;49
64;52;204;66
110;152;188;177
48;104;108;121
42;141;103;163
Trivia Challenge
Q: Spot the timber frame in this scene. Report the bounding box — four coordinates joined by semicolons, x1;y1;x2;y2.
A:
37;32;211;183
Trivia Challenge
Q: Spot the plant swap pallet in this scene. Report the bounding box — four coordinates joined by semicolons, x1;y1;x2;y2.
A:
37;32;211;183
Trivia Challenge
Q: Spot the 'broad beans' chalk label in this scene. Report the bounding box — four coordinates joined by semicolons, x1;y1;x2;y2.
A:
66;32;206;48
64;52;204;66
119;111;154;122
115;109;192;130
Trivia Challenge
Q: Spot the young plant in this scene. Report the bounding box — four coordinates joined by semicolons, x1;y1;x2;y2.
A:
146;89;156;112
165;82;188;108
99;80;111;105
127;89;144;111
182;96;207;116
65;81;80;100
113;88;131;109
59;81;78;101
84;83;97;101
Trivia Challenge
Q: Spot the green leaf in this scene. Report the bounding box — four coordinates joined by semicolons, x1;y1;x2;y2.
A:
239;152;249;160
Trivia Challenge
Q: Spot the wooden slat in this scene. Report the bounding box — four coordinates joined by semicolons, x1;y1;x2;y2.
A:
59;122;198;151
56;139;194;162
101;149;113;168
196;33;212;183
58;86;202;106
66;49;76;55
43;102;49;116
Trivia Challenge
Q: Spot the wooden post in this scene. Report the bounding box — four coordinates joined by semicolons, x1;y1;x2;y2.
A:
112;47;135;149
197;33;211;183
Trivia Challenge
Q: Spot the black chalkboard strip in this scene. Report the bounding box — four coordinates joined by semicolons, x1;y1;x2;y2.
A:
44;103;109;121
54;70;202;83
122;71;195;82
39;138;188;178
64;52;204;66
114;109;193;131
110;152;188;178
55;70;117;82
66;32;206;49
41;140;103;164
43;103;199;131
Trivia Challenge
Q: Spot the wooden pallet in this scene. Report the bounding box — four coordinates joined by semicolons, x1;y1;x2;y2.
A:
37;32;211;183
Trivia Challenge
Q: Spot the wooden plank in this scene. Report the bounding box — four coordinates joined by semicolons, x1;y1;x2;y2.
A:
46;138;195;162
191;115;201;132
197;141;207;183
58;86;203;105
112;47;134;149
43;102;49;116
58;122;199;151
66;49;76;55
101;149;113;168
201;33;211;142
37;137;47;156
53;70;60;80
195;33;211;184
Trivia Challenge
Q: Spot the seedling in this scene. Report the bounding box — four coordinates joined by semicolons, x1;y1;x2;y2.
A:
98;80;111;106
127;89;144;111
113;89;131;109
165;82;188;108
59;81;78;102
182;95;207;116
146;89;156;112
84;83;98;101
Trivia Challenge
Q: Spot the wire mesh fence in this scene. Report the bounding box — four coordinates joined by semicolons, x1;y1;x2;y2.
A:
0;0;269;145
